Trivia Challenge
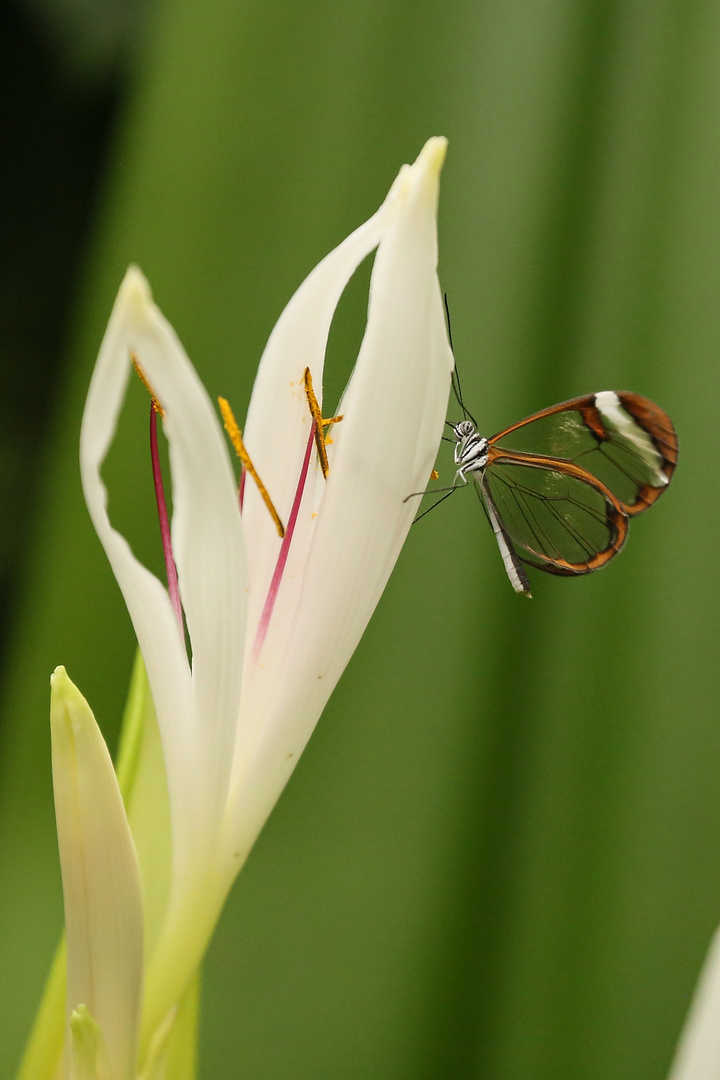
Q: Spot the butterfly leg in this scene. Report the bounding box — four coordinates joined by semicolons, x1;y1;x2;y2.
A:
410;486;463;523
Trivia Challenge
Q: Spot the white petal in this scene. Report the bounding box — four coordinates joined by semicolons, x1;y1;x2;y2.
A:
118;270;247;834
116;653;172;956
668;925;720;1080
80;267;246;875
239;171;404;657
227;138;452;862
51;669;143;1080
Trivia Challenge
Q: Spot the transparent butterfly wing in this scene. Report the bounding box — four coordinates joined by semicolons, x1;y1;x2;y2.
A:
480;454;628;577
488;391;677;516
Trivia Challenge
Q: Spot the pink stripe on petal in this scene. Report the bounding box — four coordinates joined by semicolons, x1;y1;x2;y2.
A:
252;423;316;662
150;404;184;635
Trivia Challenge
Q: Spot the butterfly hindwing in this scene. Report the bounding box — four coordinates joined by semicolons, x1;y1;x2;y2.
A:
481;451;628;577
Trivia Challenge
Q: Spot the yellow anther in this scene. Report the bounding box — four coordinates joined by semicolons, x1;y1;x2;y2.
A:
303;367;343;479
218;397;285;538
431;469;439;480
131;351;165;418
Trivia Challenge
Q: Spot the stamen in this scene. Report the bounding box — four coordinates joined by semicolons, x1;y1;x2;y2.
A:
303;367;343;479
250;374;345;662
131;352;165;418
431;469;439;480
131;351;182;635
149;404;184;635
252;422;316;662
218;397;285;538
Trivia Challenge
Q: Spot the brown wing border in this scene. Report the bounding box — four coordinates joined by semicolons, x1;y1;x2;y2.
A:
488;391;678;517
612;392;678;515
485;448;629;575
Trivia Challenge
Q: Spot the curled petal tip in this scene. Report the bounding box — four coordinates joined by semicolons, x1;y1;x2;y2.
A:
50;667;82;725
414;136;448;175
50;669;104;748
387;137;448;205
51;666;87;712
118;264;154;313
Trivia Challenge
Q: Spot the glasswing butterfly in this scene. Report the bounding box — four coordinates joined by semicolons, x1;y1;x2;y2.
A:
409;310;678;597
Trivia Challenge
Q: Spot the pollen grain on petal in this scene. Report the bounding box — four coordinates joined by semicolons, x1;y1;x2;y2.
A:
322;414;343;450
218;396;285;538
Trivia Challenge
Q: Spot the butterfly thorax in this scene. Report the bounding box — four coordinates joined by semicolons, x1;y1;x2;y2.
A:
452;420;489;482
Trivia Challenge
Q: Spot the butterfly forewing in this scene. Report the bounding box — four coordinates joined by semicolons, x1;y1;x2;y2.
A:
488;391;677;516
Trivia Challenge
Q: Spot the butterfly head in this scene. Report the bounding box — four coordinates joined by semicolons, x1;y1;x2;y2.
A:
453;420;476;440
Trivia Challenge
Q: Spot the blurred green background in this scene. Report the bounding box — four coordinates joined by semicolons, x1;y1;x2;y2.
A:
0;0;718;1077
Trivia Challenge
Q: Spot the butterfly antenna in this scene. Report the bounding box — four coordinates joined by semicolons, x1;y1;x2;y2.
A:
444;293;478;427
443;292;455;353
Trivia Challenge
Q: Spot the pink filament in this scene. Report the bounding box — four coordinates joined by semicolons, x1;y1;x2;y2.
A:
239;467;247;510
150;404;184;635
252;422;316;662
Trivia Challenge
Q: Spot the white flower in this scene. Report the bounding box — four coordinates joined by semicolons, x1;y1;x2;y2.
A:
668;925;720;1080
68;135;452;1066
